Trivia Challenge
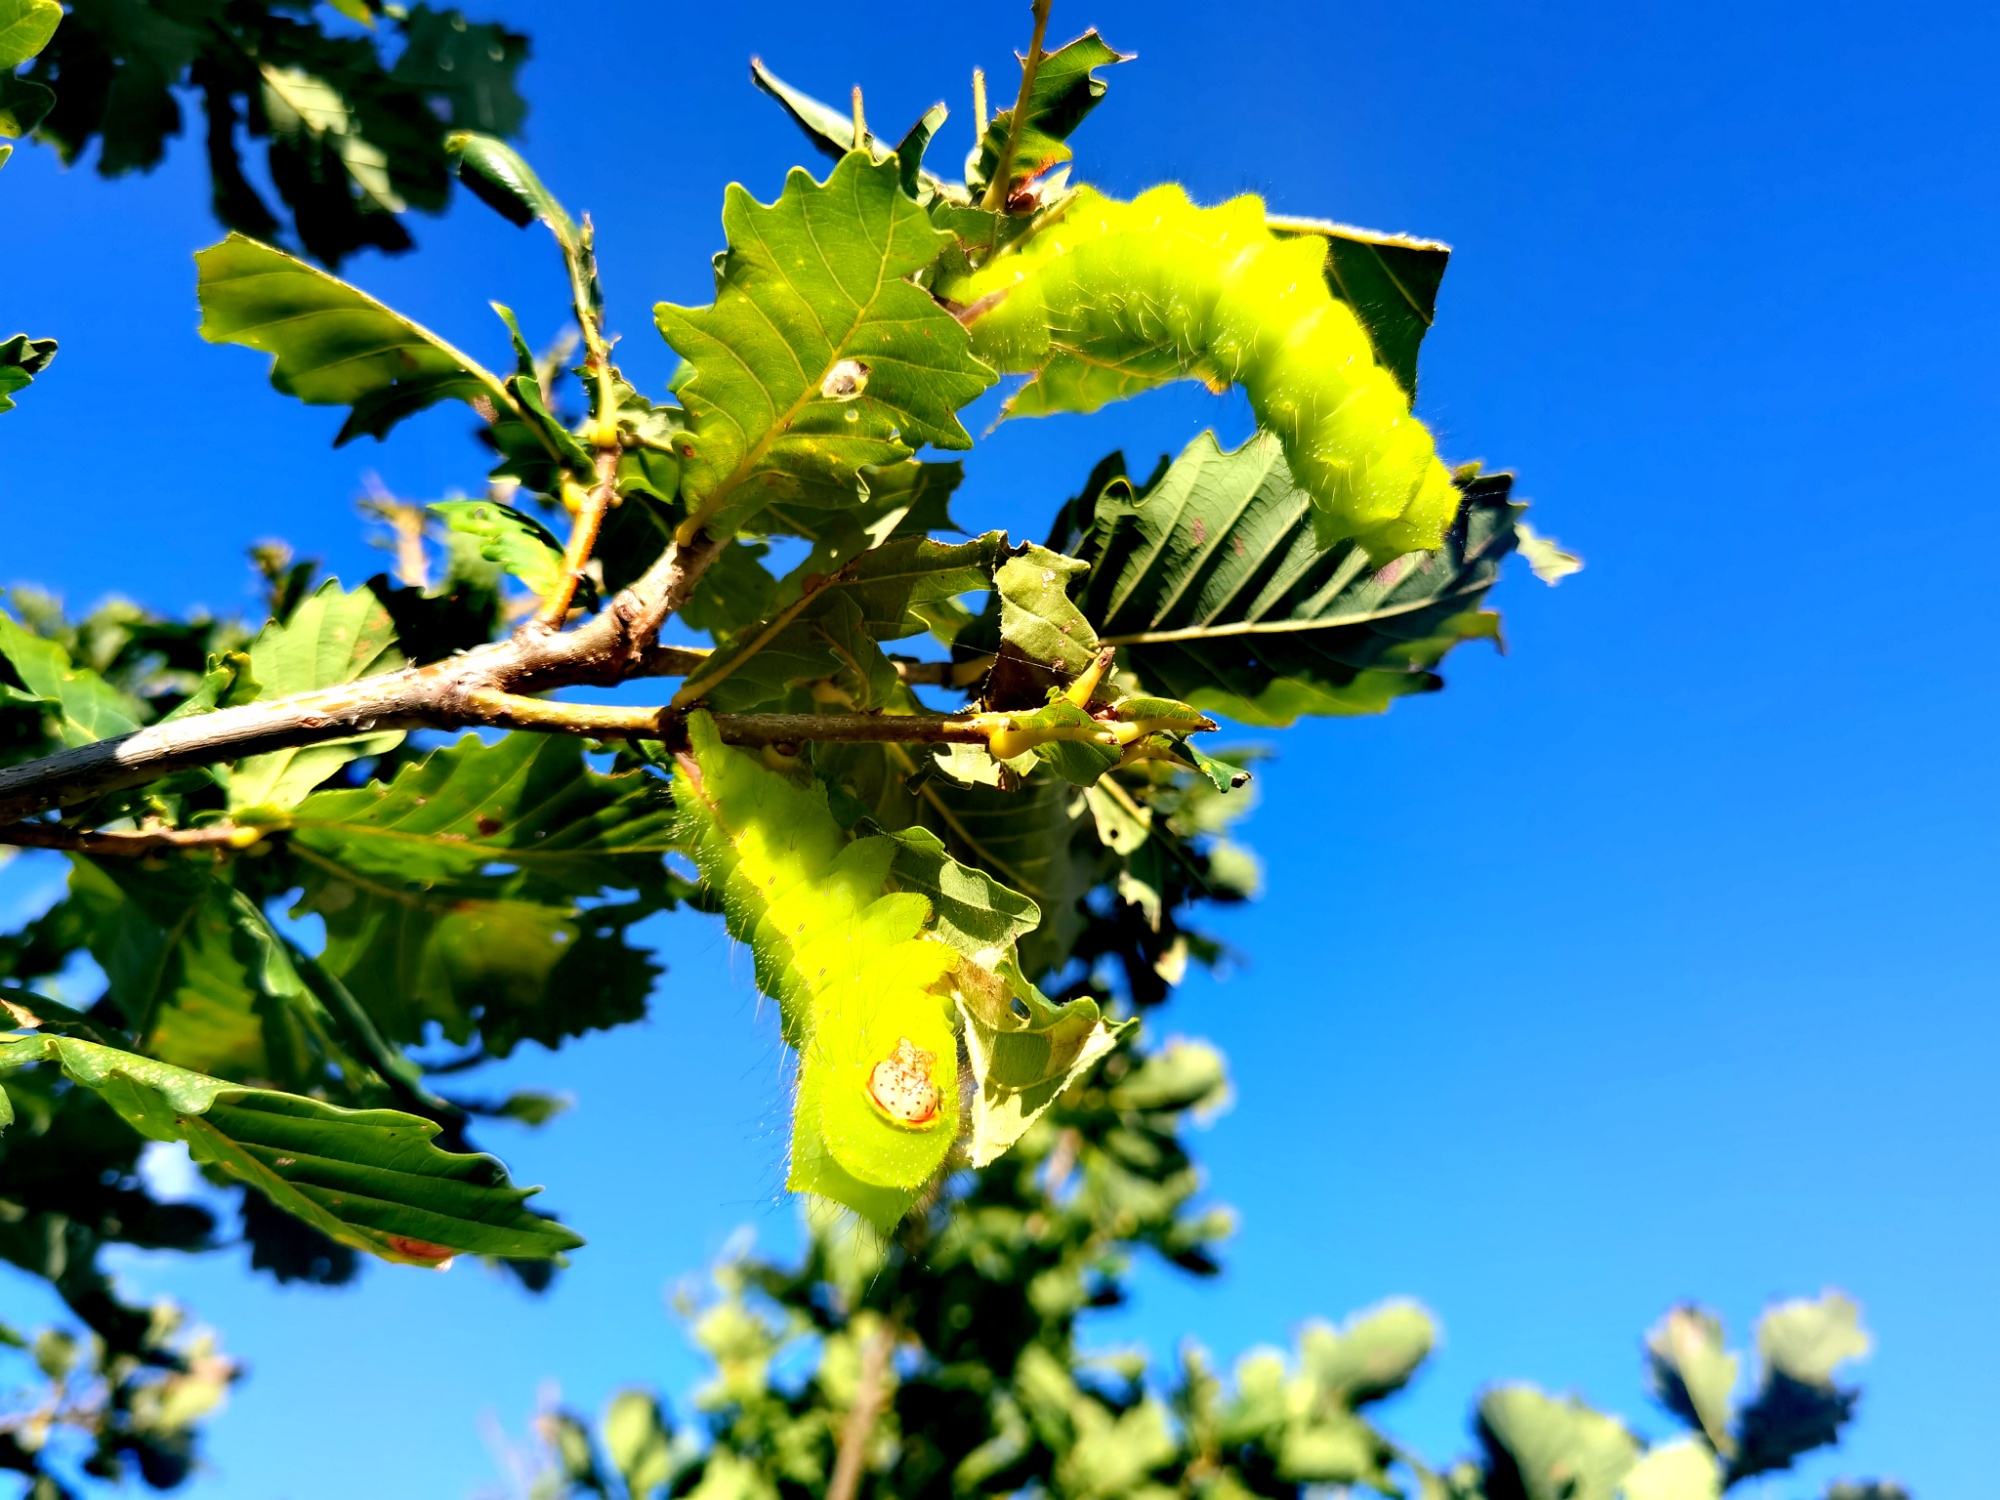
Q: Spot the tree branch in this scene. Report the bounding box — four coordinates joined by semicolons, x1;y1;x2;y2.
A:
0;695;1172;848
0;822;263;855
979;0;1054;211
0;533;726;825
827;1320;896;1500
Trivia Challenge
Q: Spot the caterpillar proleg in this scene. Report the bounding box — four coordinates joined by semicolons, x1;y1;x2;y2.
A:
937;184;1462;560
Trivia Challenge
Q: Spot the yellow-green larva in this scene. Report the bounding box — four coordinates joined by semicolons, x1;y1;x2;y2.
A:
936;184;1462;560
672;713;960;1229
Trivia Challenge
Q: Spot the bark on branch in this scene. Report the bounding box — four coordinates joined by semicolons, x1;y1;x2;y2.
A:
0;533;726;825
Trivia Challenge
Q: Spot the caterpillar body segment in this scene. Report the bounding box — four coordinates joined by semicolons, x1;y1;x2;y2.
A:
673;720;892;1041
672;713;964;1229
938;184;1461;560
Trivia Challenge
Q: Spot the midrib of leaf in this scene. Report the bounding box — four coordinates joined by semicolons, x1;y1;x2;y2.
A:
1096;585;1490;648
681;188;901;541
1329;249;1430;332
915;773;1036;899
290;765;664;869
224;265;517;417
133;898;207;1058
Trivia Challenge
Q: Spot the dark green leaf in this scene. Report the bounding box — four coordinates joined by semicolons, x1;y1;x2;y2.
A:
0;336;56;414
1068;434;1516;727
0;1033;581;1264
1728;1294;1870;1483
196;232;513;444
655;151;994;540
0;72;52;138
447;129;573;237
286;734;678;1055
389;5;528;136
1268;216;1450;399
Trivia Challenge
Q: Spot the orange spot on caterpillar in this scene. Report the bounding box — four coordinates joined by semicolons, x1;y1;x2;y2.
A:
867;1037;942;1128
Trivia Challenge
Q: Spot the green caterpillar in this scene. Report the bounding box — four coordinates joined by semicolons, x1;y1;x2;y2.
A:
671;713;960;1229
936;184;1461;560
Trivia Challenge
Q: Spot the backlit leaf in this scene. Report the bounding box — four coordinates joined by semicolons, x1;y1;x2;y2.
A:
286;733;679;1055
0;0;59;71
1478;1387;1640;1500
65;857;359;1092
655;151;994;541
0;608;145;746
429;497;568;600
227;580;405;810
1064;434;1517;727
196;232;513;445
966;29;1130;197
0;334;56;413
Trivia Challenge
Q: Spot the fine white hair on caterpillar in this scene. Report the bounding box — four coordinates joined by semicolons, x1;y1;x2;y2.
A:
937;183;1460;561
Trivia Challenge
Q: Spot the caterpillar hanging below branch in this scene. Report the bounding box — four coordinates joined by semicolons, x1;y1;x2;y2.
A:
671;712;961;1230
935;184;1462;561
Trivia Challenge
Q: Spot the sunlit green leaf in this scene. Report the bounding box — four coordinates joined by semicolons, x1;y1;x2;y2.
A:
196;232;513;444
1619;1440;1721;1500
1478;1387;1640;1500
0;0;60;71
227;580;405;811
1646;1306;1739;1457
0;607;145;745
655;151;994;540
429;497;568;600
967;29;1129;197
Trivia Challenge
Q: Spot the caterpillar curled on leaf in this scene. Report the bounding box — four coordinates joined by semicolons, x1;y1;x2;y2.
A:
671;713;960;1229
936;184;1462;560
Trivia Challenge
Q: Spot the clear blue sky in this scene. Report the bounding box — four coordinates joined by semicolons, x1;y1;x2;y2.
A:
3;1;1996;1495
